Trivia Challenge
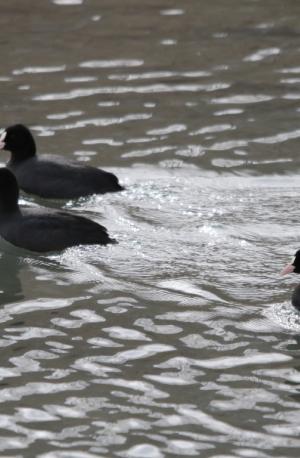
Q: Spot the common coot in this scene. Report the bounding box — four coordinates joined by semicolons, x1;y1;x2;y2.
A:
0;168;115;252
0;124;124;199
281;250;300;311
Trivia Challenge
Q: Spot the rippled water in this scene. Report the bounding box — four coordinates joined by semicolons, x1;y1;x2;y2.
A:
1;0;300;456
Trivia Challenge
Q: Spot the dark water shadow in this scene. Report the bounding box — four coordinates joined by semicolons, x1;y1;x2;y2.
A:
0;251;24;306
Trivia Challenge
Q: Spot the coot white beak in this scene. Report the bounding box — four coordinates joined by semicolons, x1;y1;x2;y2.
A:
281;264;295;275
0;131;6;150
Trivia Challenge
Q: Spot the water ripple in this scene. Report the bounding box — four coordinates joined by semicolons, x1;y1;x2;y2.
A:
33;82;230;101
160;9;185;16
13;66;66;75
178;408;300;448
79;60;144;68
244;47;280;62
253;128;300;144
34;114;152;131
211;94;273;104
109;70;211;81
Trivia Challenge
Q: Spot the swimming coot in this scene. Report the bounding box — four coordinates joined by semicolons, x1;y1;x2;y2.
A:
281;250;300;311
0;124;124;199
0;168;115;252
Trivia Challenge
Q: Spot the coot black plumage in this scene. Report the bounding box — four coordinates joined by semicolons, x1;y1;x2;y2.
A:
0;168;115;252
0;124;124;199
281;249;300;310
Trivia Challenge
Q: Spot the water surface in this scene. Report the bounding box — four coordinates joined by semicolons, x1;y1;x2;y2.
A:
1;1;300;457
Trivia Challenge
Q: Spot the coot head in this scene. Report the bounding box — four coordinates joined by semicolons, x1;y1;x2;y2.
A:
0;124;36;160
281;250;300;275
0;168;19;213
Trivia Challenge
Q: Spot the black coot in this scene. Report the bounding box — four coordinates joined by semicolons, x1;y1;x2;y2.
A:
0;124;124;199
0;168;115;252
281;250;300;310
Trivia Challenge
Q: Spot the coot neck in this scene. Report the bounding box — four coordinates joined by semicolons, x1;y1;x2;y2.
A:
292;284;300;311
0;203;20;218
0;182;20;216
10;148;36;164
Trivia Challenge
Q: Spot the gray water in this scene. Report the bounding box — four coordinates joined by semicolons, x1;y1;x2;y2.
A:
1;0;300;457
